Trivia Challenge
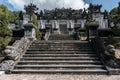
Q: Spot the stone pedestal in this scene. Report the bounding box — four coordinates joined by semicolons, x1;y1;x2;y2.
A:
23;23;36;40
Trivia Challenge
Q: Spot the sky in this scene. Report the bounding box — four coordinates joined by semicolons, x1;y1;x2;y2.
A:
0;0;120;12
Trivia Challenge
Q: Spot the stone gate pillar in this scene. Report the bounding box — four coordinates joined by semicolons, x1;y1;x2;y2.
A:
69;20;74;35
87;21;99;40
54;20;59;34
23;23;36;40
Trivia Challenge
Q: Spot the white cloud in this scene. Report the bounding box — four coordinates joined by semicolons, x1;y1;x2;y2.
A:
7;0;89;11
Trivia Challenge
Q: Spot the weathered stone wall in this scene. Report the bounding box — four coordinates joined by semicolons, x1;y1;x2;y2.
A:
0;37;31;71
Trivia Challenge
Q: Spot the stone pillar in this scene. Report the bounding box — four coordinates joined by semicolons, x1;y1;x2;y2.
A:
69;20;74;35
81;19;86;29
23;15;30;24
23;23;36;40
104;19;108;28
54;20;59;34
87;21;99;40
70;20;74;28
67;20;70;34
52;20;55;29
67;20;70;28
40;20;45;29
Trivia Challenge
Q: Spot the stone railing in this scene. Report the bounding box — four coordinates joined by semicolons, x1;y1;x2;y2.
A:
0;37;31;72
89;37;120;68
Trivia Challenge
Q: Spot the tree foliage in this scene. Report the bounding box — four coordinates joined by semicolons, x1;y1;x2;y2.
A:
0;4;12;50
109;2;120;48
8;11;20;23
110;2;120;24
110;2;120;36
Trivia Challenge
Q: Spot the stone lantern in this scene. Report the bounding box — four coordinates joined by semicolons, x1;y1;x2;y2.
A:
23;23;36;40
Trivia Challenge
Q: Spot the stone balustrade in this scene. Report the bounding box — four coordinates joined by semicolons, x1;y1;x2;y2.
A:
0;37;31;71
89;37;120;68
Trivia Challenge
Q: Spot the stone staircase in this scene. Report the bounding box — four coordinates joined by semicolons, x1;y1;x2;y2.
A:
10;40;108;74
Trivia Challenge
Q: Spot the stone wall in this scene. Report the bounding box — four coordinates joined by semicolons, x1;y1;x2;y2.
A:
0;37;31;71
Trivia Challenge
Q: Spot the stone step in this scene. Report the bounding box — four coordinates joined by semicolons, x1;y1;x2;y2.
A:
32;42;89;45
31;44;78;46
31;43;90;46
11;69;108;74
27;49;93;51
21;57;99;60
26;51;95;54
29;46;91;50
33;40;88;43
18;60;102;65
14;65;104;69
14;65;105;70
31;45;90;48
30;46;77;47
30;48;91;51
32;45;89;47
32;42;89;44
24;53;96;55
49;37;74;40
48;35;75;40
31;43;89;45
29;46;91;48
11;39;108;74
23;54;97;57
32;41;89;43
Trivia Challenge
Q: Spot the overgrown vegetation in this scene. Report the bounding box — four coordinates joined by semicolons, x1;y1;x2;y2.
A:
107;2;120;48
105;35;120;49
110;2;120;25
0;4;13;50
110;2;120;36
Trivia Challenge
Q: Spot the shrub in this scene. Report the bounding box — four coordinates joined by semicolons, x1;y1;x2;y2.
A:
0;4;12;50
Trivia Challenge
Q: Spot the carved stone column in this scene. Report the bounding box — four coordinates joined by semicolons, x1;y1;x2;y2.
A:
69;20;74;35
81;19;86;29
54;20;59;34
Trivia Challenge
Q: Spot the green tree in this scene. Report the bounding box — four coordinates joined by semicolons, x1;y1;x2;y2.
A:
8;11;20;23
0;4;12;50
110;2;120;36
110;2;120;24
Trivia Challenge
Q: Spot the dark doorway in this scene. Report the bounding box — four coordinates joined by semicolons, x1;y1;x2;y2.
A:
59;24;68;34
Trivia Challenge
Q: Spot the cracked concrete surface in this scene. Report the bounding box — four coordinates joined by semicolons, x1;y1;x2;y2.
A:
0;74;120;80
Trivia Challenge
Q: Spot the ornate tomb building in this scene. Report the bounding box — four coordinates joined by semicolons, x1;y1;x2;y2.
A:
19;3;109;35
38;8;86;34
